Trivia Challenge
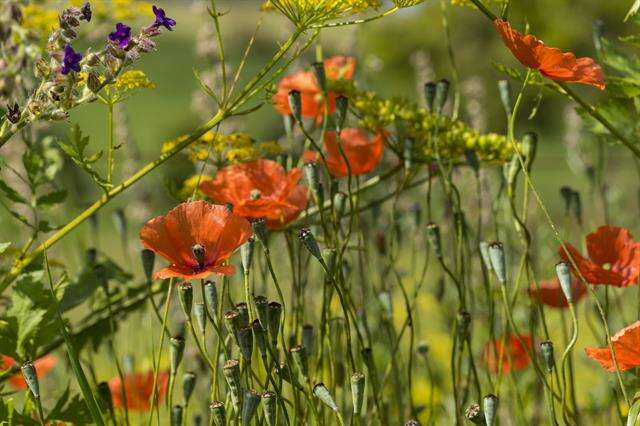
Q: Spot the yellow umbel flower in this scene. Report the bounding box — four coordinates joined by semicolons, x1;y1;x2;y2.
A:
114;70;156;91
265;0;381;27
179;174;212;199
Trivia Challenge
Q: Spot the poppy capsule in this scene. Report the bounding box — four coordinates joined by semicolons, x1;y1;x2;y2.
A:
351;372;365;415
170;336;185;375
483;394;499;426
194;303;206;333
236;303;249;327
171;405;183;426
210;401;226;426
253;296;269;330
465;403;485;425
223;360;242;412
178;282;193;318
299;228;323;262
267;302;282;347
261;391;277;426
251;218;269;248
434;79;450;115
489;242;507;284
241;238;254;274
97;381;114;414
335;95;348;132
540;340;555;372
498;80;511;116
555;261;573;303
288;90;302;122
313;383;338;412
304;161;321;195
290;345;309;378
457;310;471;338
203;281;218;316
424;81;436;112
20;361;40;399
224;310;242;337
182;371;196;405
252;320;268;358
237;326;254;362
141;249;155;282
241;390;260;426
312;61;327;93
417;342;429;356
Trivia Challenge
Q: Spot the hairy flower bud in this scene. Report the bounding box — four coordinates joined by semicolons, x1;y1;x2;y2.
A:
204;280;218;316
312;62;327;93
170;335;185;374
313;383;338;411
299;228;323;262
488;242;506;284
335;95;348;132
555;261;573;303
483;394;499;426
267;302;282;347
178;282;193;317
540;340;555;372
288;89;302;122
20;361;40;399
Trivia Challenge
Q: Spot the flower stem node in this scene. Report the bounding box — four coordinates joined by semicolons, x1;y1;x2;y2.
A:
483;394;499;426
488;242;506;284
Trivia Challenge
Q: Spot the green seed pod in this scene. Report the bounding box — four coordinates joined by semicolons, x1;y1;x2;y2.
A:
224;310;243;336
182;371;196;405
194;303;207;333
178;282;193;318
277;361;293;383
141;249;155;281
333;192;348;218
521;132;538;171
350;372;365;414
304;161;321;195
488;242;506;284
302;324;314;355
479;241;493;272
457;310;471;338
261;391;277;426
555;261;573;303
424;81;436;112
288;89;302;122
426;223;442;259
251;218;269;248
483;394;499;426
290;345;309;378
378;291;393;318
465;403;485;425
241;237;254;274
315;182;325;208
417;342;429;356
223;360;242;412
171;405;183;426
335;95;348;132
209;401;226;426
267;302;282;347
312;61;327;93
242;390;261;426
299;228;323;262
204;280;218;316
497;80;511;116
313;383;338;411
97;381;114;414
434;79;450;115
252;320;268;358
540;340;555;372
170;335;185;375
237;326;254;362
253;296;269;330
236;303;250;328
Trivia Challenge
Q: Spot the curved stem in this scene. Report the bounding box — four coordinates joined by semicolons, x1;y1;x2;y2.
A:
560;303;579;425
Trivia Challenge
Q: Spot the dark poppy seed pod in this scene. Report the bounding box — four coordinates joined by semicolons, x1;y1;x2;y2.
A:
97;381;113;413
242;390;261;426
204;281;218;316
236;303;250;328
193;414;202;426
303;161;321;195
253;296;269;330
252;320;268;357
141;249;155;282
434;79;450;115
571;190;582;224
465;403;485;425
237;326;254;361
312;61;327;93
170;335;185;374
20;361;40;399
559;186;573;215
182;371;196;405
483;394;499;426
405;420;420;426
291;345;309;377
555;261;573;303
251;218;269;248
194;303;207;333
299;228;323;262
522;132;538;171
350;372;365;414
479;241;493;271
333;192;348;218
302;324;314;355
178;282;193;318
210;401;226;426
86;248;97;265
424;82;436;112
223;360;242;411
288;90;302;122
261;391;277;426
241;237;254;274
417;342;429;356
267;302;282;347
313;383;338;411
224;310;242;335
315;182;325;207
403;138;414;170
335;95;348;132
497;80;512;116
457;310;471;338
540;340;555;372
377;291;393;318
171;405;183;426
426;223;442;259
488;242;506;284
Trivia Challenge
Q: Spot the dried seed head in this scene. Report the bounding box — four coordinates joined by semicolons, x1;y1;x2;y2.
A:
241;390;261;426
224;310;242;336
223;360;242;411
252;319;268;357
236;303;250;327
97;381;113;413
251;218;269;248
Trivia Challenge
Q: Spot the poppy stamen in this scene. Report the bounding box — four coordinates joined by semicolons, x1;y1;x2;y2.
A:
250;189;261;201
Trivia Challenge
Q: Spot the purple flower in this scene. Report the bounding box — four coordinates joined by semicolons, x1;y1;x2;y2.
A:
108;23;131;48
152;5;175;31
61;44;82;75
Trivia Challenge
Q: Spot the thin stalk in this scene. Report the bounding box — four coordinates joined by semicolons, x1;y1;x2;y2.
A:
560;303;579;425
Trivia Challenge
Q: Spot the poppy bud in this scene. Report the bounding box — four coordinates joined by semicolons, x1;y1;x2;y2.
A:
417;342;429;356
302;324;314;355
194;303;207;333
457;310;471;338
171;405;183;426
97;381;113;413
488;242;506;284
333;192;348;218
141;249;155;282
465;403;485;424
237;326;254;361
483;394;499;426
204;280;218;316
261;391;277;426
378;291;393;318
424;81;436;112
178;282;193;318
522;132;538;171
299;228;323;262
252;218;269;248
559;186;573;215
315;182;325;207
426;223;442;259
555;261;573;303
170;335;185;374
182;371;196;404
223;359;242;411
540;340;555;372
291;345;309;377
313;383;338;411
20;361;40;399
335;95;348;132
350;372;365;414
210;401;226;426
434;79;450;115
224;310;242;339
267;302;282;347
236;303;250;327
252;320;268;357
478;241;493;272
403;138;414;170
497;80;511;116
312;62;327;93
288;90;302;122
304;161;321;195
253;296;269;330
242;390;261;426
241;237;254;273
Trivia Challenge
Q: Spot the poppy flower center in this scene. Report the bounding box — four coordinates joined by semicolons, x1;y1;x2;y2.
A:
602;262;611;270
250;189;261;201
191;244;206;267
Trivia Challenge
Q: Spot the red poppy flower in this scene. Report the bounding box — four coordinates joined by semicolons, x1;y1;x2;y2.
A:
272;55;356;119
1;354;58;390
200;159;308;229
321;128;385;177
585;321;640;372
559;225;640;287
494;19;605;90
528;275;587;308
139;201;252;280
108;370;169;412
483;334;532;374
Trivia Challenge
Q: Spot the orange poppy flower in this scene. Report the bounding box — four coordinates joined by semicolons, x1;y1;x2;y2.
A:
200;159;308;229
139;201;252;280
559;225;640;287
528;275;587;308
272;55;356;119
320;128;385;177
585;321;640;372
1;354;58;390
108;370;169;412
494;19;605;90
483;334;532;374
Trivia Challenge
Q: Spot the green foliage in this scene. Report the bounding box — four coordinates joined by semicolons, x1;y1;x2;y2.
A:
58;124;112;193
46;385;92;423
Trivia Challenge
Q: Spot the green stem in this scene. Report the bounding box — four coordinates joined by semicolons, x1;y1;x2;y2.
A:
107;102;115;184
560;303;579;425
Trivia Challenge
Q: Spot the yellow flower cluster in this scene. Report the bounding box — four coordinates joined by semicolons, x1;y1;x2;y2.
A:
68;0;152;21
351;91;515;164
264;0;381;26
114;70;156;91
21;4;58;38
178;174;212;200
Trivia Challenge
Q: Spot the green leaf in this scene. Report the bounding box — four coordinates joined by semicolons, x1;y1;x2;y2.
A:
0;180;27;204
36;189;67;207
59;124;113;192
46;385;93;423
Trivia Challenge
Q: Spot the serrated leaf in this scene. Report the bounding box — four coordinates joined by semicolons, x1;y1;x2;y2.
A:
36;189;67;207
59;124;112;193
0;180;27;204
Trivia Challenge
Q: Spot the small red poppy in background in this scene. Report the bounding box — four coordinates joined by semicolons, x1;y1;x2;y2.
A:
585;321;640;372
1;354;58;390
108;370;169;412
200;159;308;229
559;225;640;287
315;128;385;177
494;19;605;90
528;275;587;308
272;55;356;119
483;334;533;374
139;201;252;280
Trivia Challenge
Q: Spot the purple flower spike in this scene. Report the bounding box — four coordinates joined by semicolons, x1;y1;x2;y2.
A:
152;5;176;31
61;44;82;75
108;22;131;48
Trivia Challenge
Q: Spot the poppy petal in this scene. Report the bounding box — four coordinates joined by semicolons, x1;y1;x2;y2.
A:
585;321;640;372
